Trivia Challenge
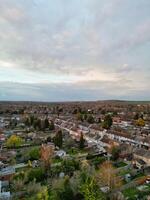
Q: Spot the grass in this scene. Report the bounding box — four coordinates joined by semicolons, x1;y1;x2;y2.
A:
132;172;145;180
52;157;63;164
119;168;132;176
115;161;127;168
123;184;150;200
67;148;87;156
123;187;139;199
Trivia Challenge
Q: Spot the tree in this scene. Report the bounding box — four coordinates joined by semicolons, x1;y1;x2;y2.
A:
50;176;74;200
30;115;35;126
110;146;120;161
65;137;75;149
79;132;85;149
27;168;45;182
60;177;74;200
28;160;32;167
136;118;145;127
134;113;139;120
98;161;122;191
40;144;54;170
102;115;112;129
26;181;47;198
54;130;63;148
29;147;40;160
80;177;106;200
76;113;83;122
44;118;49;129
87;115;94;124
33;119;42;130
25;117;30;126
37;187;49;200
47;136;52;143
62;159;80;176
49;120;55;130
6;135;23;148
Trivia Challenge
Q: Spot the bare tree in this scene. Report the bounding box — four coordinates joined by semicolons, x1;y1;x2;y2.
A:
98;161;122;191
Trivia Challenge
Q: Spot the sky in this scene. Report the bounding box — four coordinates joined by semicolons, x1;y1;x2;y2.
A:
0;0;150;101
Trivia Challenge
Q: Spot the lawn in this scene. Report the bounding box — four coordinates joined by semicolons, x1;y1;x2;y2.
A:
115;161;127;168
123;184;150;199
123;187;139;199
119;168;132;176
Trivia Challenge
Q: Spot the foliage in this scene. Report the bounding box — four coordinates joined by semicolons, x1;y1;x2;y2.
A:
27;168;45;182
111;146;120;161
50;176;74;200
91;157;105;169
87;115;95;124
61;159;80;176
54;130;63;148
6;135;23;148
49;120;55;130
102;115;112;129
40;144;54;170
134;113;139;120
11;178;25;192
98;161;122;191
36;187;49;200
65;137;75;149
80;176;106;200
76;112;83;121
79;132;85;149
25;117;31;126
136;118;145;127
44;118;50;129
28;160;32;167
33;119;42;130
29;147;40;160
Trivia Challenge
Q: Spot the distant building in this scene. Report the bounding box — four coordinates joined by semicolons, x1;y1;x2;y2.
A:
134;149;150;166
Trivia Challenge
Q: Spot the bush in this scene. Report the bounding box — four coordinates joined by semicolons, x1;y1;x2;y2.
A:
91;157;105;169
27;168;45;182
29;147;40;161
62;159;80;176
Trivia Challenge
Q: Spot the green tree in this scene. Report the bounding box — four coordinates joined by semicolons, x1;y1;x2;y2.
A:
111;146;120;161
54;130;63;148
134;113;139;120
30;115;35;126
50;176;74;200
44;118;49;129
27;168;45;182
62;159;80;176
25;117;30;126
37;187;49;200
102;115;113;129
87;115;94;124
34;119;42;130
29;147;40;160
49;120;55;130
79;132;85;149
80;177;105;200
76;113;83;122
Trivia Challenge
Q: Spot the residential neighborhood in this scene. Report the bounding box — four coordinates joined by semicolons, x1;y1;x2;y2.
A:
0;101;150;199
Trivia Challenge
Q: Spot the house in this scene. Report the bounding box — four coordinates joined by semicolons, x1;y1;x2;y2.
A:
0;180;10;200
133;159;146;169
125;174;131;182
134;149;150;166
0;167;15;181
56;150;66;158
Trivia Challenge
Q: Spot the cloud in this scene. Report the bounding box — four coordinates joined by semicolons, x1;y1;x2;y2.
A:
0;0;150;100
1;79;149;101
